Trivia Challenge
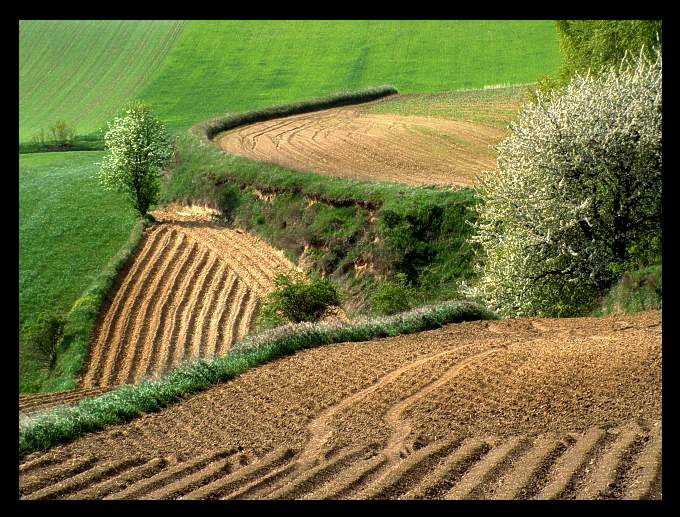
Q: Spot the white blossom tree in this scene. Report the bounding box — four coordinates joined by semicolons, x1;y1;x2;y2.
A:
465;50;662;318
98;102;172;216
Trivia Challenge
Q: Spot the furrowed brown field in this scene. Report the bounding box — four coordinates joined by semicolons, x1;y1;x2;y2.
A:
217;95;518;187
80;206;297;388
19;311;661;500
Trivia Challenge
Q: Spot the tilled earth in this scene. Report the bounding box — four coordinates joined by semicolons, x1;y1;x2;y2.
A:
19;310;661;500
217;101;508;187
80;205;298;388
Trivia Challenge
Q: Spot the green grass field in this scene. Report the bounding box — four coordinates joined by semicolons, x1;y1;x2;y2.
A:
19;20;186;142
19;152;138;391
367;86;529;127
138;20;560;133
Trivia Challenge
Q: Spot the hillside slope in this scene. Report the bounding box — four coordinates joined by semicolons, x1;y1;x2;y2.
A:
19;310;661;500
19;20;186;141
139;20;559;132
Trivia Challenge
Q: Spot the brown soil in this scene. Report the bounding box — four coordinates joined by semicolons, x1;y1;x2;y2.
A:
19;387;112;420
79;206;298;388
217;105;508;187
20;310;661;500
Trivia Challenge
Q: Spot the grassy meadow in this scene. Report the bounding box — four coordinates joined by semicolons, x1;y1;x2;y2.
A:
138;20;560;133
19;20;186;142
19;152;138;391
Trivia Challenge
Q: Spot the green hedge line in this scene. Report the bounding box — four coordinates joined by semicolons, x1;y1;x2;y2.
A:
19;300;496;457
41;218;149;392
198;85;398;141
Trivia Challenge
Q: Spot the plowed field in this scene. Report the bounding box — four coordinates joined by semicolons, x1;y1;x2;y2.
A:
19;387;112;420
80;206;297;388
20;310;661;500
217;103;509;187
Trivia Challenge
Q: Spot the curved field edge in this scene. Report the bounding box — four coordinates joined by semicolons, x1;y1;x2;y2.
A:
168;88;482;314
200;85;397;140
19;20;186;142
18;301;496;458
42;218;150;393
138;20;560;133
170;86;477;213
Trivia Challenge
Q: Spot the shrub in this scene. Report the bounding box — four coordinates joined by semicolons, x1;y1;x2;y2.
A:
49;120;76;149
533;20;661;96
30;128;48;150
259;273;341;324
25;313;66;367
465;50;662;318
593;264;662;316
372;273;420;316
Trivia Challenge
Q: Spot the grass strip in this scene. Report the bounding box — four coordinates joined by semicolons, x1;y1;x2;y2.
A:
198;85;397;140
19;300;496;458
40;218;150;393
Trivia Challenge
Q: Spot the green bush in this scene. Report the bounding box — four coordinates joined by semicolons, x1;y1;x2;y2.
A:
593;265;662;316
49;120;76;149
25;313;66;367
372;273;420;316
259;273;341;324
30;128;48;150
534;20;661;96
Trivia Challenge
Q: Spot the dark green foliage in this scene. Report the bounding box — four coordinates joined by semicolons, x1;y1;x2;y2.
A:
261;274;341;324
20;133;105;154
372;273;420;316
379;205;443;282
25;313;66;367
19;300;496;457
535;20;662;95
593;264;661;316
201;86;397;140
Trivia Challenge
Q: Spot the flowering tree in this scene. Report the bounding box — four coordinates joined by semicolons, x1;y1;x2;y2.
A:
98;102;172;216
465;50;662;318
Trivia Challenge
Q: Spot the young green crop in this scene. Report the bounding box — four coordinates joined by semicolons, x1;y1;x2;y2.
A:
19;20;185;142
139;20;560;133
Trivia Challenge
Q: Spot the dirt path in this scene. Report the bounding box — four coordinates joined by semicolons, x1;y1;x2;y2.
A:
80;206;298;388
20;310;661;499
217;104;509;187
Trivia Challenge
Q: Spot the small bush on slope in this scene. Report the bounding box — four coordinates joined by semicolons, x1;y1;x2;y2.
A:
465;50;662;318
593;264;662;316
372;273;421;316
258;274;341;326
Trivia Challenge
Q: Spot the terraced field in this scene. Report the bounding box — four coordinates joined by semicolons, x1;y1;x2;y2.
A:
20;310;661;499
217;95;517;186
80;206;297;388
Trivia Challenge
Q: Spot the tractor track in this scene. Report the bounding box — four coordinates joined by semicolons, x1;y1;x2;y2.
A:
20;311;661;499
